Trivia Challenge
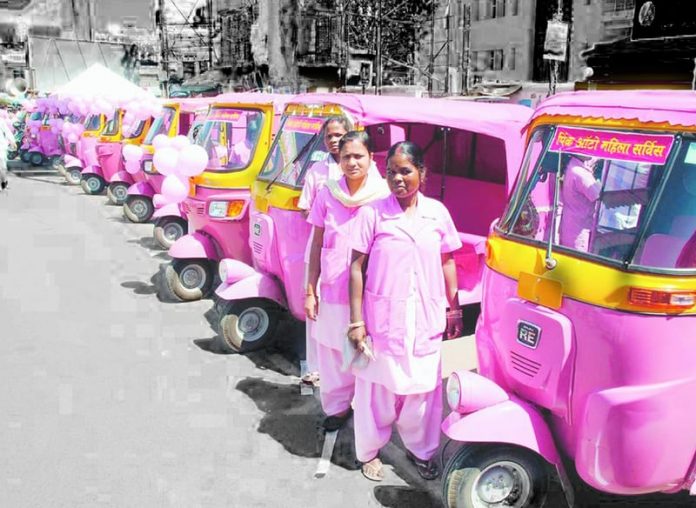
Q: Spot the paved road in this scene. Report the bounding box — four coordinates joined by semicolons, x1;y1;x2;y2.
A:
1;167;695;508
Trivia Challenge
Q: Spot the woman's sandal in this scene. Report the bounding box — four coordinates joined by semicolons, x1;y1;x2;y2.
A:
406;451;440;480
361;457;384;482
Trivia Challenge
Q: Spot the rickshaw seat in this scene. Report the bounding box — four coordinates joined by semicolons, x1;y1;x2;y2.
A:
670;215;696;238
636;234;688;268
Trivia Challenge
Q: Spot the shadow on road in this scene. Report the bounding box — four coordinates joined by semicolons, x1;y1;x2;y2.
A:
235;377;359;471
120;265;183;304
120;280;158;295
127;235;164;252
373;486;438;508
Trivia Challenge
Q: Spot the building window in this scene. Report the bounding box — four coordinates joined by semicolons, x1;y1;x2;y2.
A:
511;0;519;16
476;0;506;20
493;49;504;71
508;47;516;70
603;0;635;13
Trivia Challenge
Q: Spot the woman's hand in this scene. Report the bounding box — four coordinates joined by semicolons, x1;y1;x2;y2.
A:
445;310;463;340
348;324;367;352
304;294;319;321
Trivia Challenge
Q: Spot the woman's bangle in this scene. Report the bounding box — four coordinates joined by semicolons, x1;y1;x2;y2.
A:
305;293;316;297
347;321;365;330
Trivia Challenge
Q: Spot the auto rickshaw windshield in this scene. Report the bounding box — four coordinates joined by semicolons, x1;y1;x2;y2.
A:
143;106;176;145
500;124;696;273
84;114;101;131
29;111;43;121
196;108;264;172
124;119;147;139
102;111;120;136
256;113;327;188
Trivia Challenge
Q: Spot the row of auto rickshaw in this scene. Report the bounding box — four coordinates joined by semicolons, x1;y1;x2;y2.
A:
17;89;696;507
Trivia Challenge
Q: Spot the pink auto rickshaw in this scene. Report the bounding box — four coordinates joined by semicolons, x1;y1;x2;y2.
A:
20;110;45;165
62;114;105;185
80;109;126;195
163;93;290;301
213;93;531;353
55;114;85;180
442;91;696;507
123;98;211;223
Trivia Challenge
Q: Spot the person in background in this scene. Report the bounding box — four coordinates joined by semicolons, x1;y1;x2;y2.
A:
304;131;389;431
298;116;352;387
559;154;602;251
0;109;16;190
228;113;262;169
347;141;462;481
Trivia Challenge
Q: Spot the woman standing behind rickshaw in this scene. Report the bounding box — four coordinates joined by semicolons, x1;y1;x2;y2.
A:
348;141;461;481
299;116;351;387
304;131;389;431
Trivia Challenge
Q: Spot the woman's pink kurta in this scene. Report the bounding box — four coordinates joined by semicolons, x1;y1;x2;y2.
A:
298;153;342;212
559;157;601;251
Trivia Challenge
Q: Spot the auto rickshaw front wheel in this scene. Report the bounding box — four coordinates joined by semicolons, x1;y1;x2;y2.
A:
7;149;18;160
20;150;31;163
123;195;154;223
29;151;45;166
80;174;106;195
166;259;214;301
218;300;280;353
106;182;129;206
153;217;188;250
65;167;82;185
443;444;549;508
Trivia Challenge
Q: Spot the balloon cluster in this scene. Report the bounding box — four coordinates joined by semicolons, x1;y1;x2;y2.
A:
149;134;209;208
61;121;85;144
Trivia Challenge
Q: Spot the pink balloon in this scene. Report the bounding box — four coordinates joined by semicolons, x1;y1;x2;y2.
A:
153;147;179;176
161;175;189;204
124;159;141;175
67;133;78;143
122;144;144;162
152;194;171;209
152;134;172;150
171;135;190;151
178;144;209;177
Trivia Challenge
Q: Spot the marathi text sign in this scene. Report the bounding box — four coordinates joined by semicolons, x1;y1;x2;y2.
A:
285;116;324;134
208;109;243;122
549;126;675;165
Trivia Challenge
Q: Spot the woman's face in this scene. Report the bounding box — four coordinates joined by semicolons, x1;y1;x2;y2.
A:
339;140;371;181
387;150;421;198
324;121;348;156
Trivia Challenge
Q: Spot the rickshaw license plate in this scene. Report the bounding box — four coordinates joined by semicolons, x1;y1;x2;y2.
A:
517;321;541;349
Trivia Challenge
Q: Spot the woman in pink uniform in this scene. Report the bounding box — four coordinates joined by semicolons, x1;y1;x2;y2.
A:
304;131;389;431
348;141;461;481
559;154;602;251
299;116;352;387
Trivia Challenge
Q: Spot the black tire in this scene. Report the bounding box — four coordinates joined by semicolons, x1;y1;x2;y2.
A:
29;151;45;166
123;195;154;223
80;174;106;195
165;259;214;302
65;167;82;185
7;149;18;160
106;182;129;206
443;444;549;508
153;217;188;250
217;300;280;353
20;150;31;163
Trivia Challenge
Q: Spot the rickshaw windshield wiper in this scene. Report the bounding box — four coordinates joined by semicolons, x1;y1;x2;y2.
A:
544;154;563;271
265;131;321;192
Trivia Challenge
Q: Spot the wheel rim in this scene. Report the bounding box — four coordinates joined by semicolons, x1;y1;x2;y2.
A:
112;185;128;201
69;170;81;182
86;177;101;192
235;307;270;343
470;461;532;508
163;222;184;242
180;264;207;289
130;199;148;218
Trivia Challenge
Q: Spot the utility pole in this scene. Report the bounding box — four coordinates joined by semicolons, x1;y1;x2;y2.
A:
207;0;214;70
461;2;471;95
444;0;451;94
428;0;435;96
158;0;169;97
375;0;383;95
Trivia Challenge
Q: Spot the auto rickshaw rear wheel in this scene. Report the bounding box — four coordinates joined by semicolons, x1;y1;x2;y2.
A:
123;195;154;223
49;155;62;168
7;149;18;160
217;300;280;353
106;182;129;206
166;259;214;301
20;150;31;163
153;217;188;250
80;174;106;195
65;167;82;185
29;151;45;166
443;444;549;508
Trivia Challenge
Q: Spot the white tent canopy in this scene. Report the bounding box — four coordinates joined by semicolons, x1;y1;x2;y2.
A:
51;63;152;102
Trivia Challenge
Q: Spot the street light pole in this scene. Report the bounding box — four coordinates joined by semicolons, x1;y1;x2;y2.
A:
158;0;169;97
207;0;214;70
375;0;383;95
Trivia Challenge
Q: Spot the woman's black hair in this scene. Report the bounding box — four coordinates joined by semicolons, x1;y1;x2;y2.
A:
324;115;353;132
386;141;427;184
338;130;372;153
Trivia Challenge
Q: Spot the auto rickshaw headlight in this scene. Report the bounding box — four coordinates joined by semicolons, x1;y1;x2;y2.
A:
218;258;232;284
208;200;246;219
208;201;229;218
446;373;462;412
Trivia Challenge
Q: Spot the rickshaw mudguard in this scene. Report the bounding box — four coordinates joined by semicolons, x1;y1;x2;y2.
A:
215;272;287;308
442;396;561;466
127;181;155;197
153;203;185;220
81;164;102;177
63;154;83;169
168;232;219;261
108;171;134;185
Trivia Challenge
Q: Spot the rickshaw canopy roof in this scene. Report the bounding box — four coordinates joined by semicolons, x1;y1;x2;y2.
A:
164;97;216;115
210;92;295;116
531;90;696;129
